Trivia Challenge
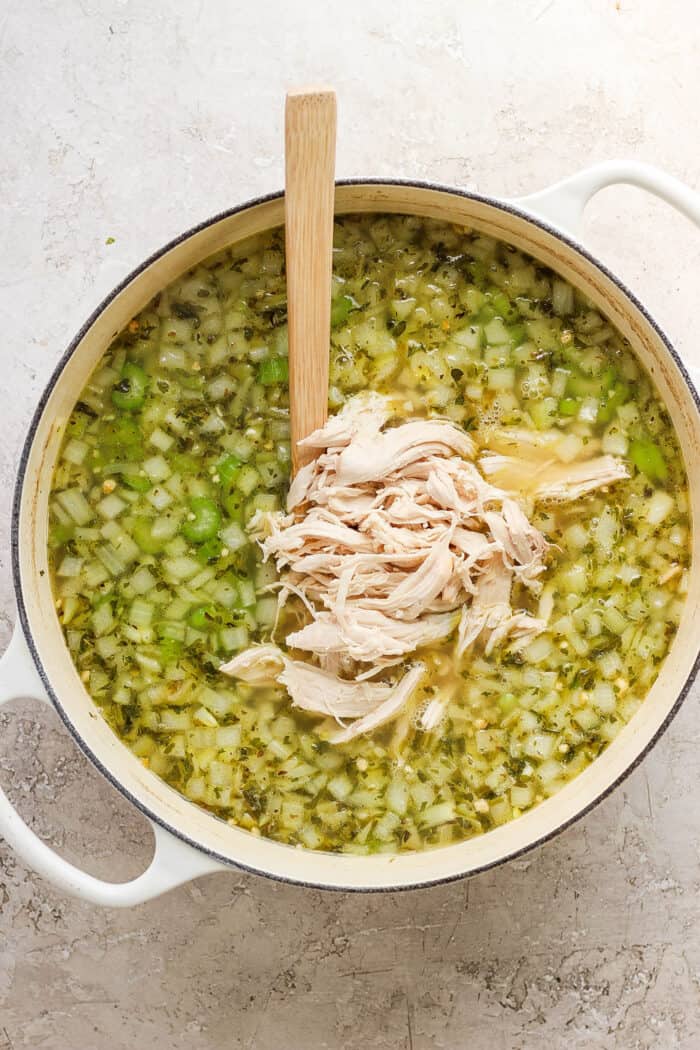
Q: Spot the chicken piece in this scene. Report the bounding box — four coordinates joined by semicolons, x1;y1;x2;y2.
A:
483;611;547;656
420;695;450;732
220;644;284;686
533;455;629;501
456;554;547;658
484;498;548;586
287;608;459;664
335;419;476;486
481;427;601;463
325;487;377;522
456;556;512;657
279;661;393;718
221;644;393;718
329;663;426;744
357;531;456;619
457;604;488;657
480;452;628;502
286;459;318;510
424;461;466;513
221;642;427;739
474;555;513;606
358;511;442;555
265;512;374;556
372;482;450;527
478;453;535;494
297;391;391;453
500;498;546;565
452;528;493;561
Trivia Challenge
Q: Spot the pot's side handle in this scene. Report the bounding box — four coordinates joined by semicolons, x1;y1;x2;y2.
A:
0;622;227;907
513;160;700;388
511;160;700;240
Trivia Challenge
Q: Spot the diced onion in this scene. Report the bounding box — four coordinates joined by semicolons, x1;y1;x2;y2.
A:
647;490;675;526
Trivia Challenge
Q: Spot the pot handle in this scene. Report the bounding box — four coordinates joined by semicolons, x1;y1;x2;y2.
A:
0;621;227;907
512;160;700;240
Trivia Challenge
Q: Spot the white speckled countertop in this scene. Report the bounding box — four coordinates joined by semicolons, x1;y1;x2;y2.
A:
2;2;700;1047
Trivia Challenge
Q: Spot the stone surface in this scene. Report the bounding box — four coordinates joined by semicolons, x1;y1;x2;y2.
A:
2;1;700;1047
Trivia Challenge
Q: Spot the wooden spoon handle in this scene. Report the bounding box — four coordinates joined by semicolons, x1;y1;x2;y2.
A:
285;87;337;474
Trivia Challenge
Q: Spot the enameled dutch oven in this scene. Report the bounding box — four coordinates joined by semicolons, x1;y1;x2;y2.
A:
2;161;700;906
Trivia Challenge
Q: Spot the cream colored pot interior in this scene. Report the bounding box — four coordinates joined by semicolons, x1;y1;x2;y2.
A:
16;184;700;889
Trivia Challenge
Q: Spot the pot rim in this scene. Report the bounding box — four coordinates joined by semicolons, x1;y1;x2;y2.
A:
11;177;700;892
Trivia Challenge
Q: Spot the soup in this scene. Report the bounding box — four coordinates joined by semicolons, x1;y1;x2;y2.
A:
48;215;690;854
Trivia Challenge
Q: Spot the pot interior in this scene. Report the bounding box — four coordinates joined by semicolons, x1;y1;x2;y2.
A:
15;183;700;889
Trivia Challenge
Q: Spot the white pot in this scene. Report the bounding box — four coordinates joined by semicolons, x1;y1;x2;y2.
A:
2;161;700;906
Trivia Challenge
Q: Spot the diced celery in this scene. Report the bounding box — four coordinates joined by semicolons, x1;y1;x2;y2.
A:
97;493;127;519
258;357;289;385
552;279;574;316
182;498;221;543
484;318;511;345
91;601;114;637
56;555;83;577
132;518;165;554
187;604;217;630
255;596;278;629
256;460;285;489
558;397;578;417
219;625;249;652
236;579;256;608
530;397;558;430
646;490;674;525
577;396;599;423
452;324;482;351
251;492;280;514
236;464;260;497
62;438;89;465
217;454;241;487
129;599;154;629
421;801;456;827
112;362;148;410
95;543;126;576
56;489;93;525
498;692;518;714
331;294;357;328
629;438;668;482
164;556;201;582
149;427;174;452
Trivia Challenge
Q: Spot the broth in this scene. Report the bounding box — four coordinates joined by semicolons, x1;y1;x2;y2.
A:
48;215;690;854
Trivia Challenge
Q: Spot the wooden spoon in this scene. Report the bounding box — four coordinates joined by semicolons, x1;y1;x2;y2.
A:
285;87;337;474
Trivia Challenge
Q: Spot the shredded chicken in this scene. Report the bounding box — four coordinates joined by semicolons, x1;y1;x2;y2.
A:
221;393;567;741
220;395;630;742
221;644;396;719
329;663;427;744
481;427;601;462
220;644;426;744
420;695;450;733
286;608;459;666
479;427;628;502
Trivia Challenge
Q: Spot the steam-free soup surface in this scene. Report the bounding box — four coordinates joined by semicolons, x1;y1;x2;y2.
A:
48;215;689;854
